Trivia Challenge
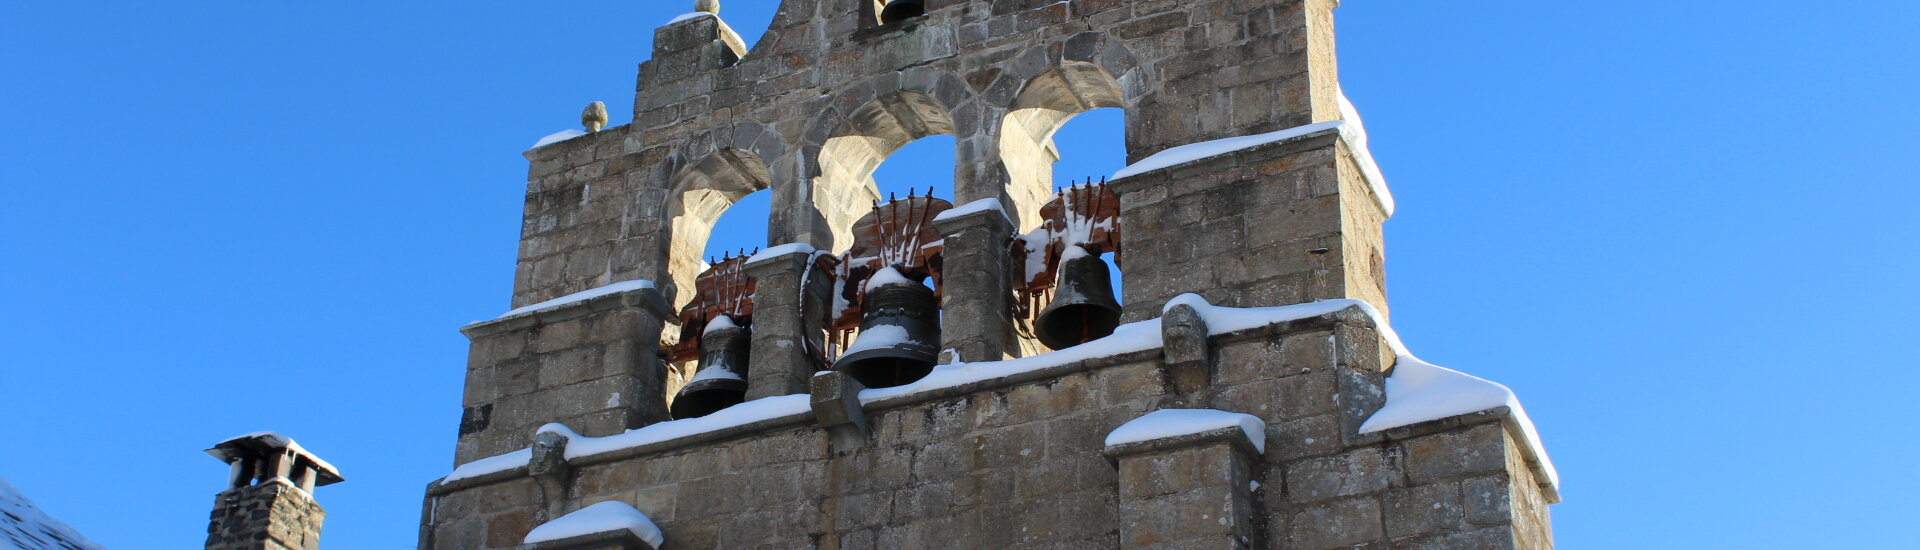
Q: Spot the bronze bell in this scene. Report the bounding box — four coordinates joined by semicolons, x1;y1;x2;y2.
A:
1035;247;1123;350
879;0;925;23
670;318;752;419
835;271;941;388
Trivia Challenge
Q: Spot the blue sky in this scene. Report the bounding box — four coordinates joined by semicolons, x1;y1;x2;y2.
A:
2;1;1916;548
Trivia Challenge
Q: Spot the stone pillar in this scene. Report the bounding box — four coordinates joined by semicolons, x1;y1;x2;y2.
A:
930;203;1018;362
455;284;674;464
743;246;830;400
204;434;343;550
1104;426;1262;549
1108;125;1391;322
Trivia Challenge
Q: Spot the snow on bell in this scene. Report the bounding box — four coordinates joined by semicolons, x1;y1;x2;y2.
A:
879;0;925;23
670;315;752;420
834;267;941;388
1034;246;1123;350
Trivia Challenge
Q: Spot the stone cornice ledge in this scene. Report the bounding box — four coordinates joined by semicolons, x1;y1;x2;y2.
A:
461;285;673;339
1108;122;1393;218
515;529;657;550
1101;425;1262;464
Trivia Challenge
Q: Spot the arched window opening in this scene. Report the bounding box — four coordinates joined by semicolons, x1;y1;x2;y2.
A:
813;90;957;254
999;63;1131;355
823;134;956;388
1045;107;1127;300
661;188;770;413
864;0;927;27
702;190;772;263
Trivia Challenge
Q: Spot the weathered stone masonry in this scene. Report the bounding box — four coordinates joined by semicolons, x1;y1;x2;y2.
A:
428;0;1558;548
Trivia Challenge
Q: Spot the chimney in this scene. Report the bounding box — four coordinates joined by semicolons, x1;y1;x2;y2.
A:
203;432;344;550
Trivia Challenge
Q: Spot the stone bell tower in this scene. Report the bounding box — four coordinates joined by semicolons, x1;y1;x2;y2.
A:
204;433;344;550
421;0;1557;548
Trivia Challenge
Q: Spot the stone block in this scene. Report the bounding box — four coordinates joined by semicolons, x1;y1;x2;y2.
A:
1287;496;1383;550
1284;446;1395;503
1402;423;1508;484
1384;482;1465;538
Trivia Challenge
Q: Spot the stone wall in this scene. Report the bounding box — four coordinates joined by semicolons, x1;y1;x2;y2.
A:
502;0;1348;327
421;306;1555;549
1109;126;1390;324
427;0;1558;547
456;286;675;463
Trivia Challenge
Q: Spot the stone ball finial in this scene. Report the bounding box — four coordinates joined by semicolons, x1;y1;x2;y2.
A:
695;0;720;15
582;101;609;133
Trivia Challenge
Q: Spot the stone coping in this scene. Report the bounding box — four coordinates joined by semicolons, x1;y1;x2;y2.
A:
1371;405;1563;504
523;123;626;160
460;286;674;339
1100;425;1262;464
1106;124;1392;218
515;529;656;550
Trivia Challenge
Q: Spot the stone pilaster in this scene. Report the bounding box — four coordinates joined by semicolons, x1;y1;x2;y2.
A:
1108;126;1390;322
743;247;830;400
1105;426;1263;549
930;204;1018;362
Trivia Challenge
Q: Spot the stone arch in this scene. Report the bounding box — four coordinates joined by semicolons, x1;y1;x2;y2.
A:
798;67;978;253
991;33;1145;231
663;147;773;308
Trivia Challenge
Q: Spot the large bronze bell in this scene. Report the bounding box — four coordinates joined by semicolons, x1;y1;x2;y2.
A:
1034;248;1123;350
879;0;925;23
670;319;752;420
835;274;941;388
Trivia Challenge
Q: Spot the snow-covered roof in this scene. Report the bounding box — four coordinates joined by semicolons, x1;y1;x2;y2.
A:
523;500;664;548
1;477;105;550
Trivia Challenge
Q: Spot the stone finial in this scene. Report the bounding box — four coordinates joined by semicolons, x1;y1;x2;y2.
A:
695;0;720;15
582;101;609;133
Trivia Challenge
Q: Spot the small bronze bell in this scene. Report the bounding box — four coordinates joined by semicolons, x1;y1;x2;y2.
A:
835;270;941;388
670;318;752;419
1034;247;1123;350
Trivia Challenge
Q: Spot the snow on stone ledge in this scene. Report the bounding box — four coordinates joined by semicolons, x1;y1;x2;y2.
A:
1110;119;1395;217
1163;294;1557;488
858;319;1164;404
531;129;587;149
931;198;1010;224
1106;409;1268;453
444;448;532;482
667;12;714;24
557;395;810;460
746;242;817;265
523;500;665;548
495;280;656;320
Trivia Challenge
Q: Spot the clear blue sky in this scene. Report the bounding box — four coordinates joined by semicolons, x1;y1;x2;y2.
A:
3;1;1915;548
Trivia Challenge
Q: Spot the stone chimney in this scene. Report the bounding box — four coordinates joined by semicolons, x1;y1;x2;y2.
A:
203;432;344;550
